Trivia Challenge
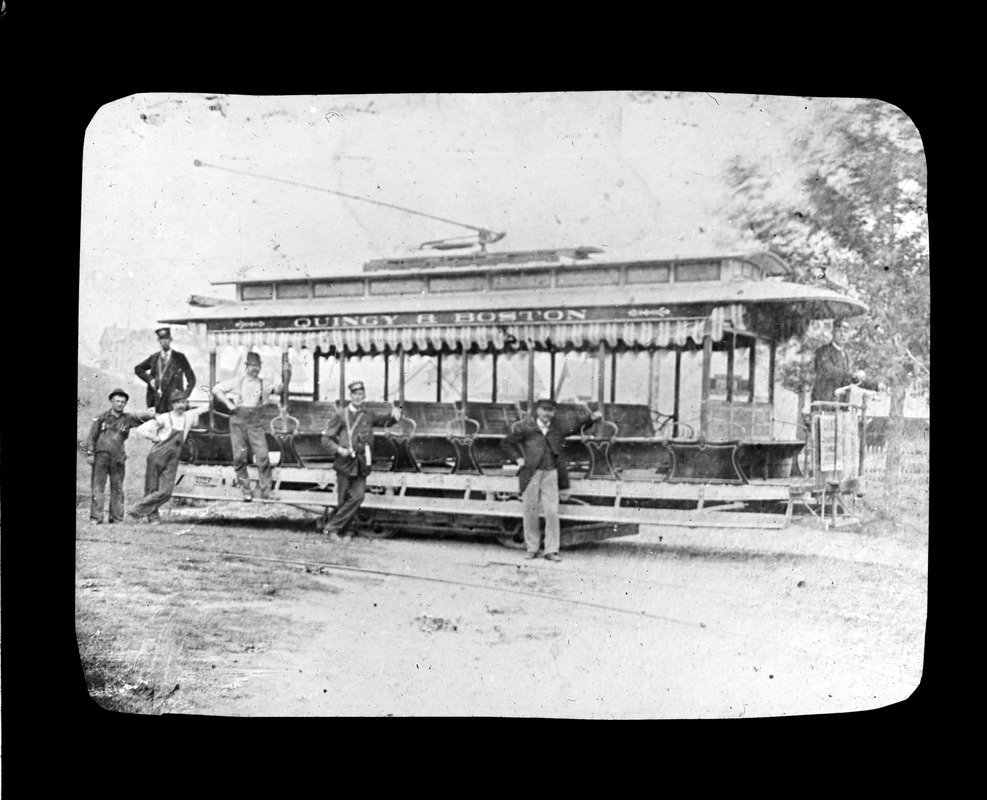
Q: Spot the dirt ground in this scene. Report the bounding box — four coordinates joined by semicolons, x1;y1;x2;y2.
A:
74;491;928;719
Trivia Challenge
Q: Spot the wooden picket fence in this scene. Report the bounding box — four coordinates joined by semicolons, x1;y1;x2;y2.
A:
862;437;930;487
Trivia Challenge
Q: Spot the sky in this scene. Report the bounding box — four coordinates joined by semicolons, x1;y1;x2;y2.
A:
78;90;857;359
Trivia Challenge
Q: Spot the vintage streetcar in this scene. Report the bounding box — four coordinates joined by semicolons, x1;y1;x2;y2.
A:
161;245;871;544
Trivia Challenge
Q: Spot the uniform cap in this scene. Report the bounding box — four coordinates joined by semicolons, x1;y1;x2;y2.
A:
155;326;172;339
534;397;557;409
348;381;366;393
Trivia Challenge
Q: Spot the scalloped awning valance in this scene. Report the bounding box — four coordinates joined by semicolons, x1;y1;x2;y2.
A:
196;305;744;353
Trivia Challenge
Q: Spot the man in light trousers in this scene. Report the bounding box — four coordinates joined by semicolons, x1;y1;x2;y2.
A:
502;398;602;561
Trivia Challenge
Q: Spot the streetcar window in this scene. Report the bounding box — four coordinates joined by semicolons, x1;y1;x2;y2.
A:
611;350;651;404
287;346;315;396
532;351;552;400
674;261;721;282
344;354;388;401
276;282;311;299
496;351;531;402
625;264;671;284
556;267;621;289
554;350;601;404
404;354;439;401
370;277;427;295
313;280;365;298
754;340;772;403
468;352;495;402
241;284;274;300
490;271;552;291
429;274;489;293
442;352;465;403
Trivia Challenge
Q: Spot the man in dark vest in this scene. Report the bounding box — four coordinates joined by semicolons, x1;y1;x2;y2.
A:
502;398;602;562
134;326;197;413
318;381;402;543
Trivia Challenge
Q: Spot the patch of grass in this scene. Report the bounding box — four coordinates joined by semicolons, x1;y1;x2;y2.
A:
75;512;341;713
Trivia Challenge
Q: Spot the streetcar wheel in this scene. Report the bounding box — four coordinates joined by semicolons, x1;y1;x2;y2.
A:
494;525;526;550
360;523;397;539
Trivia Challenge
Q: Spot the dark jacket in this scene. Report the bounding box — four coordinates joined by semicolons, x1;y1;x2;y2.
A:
811;343;879;404
321;405;397;476
501;414;592;495
85;409;154;462
134;350;197;412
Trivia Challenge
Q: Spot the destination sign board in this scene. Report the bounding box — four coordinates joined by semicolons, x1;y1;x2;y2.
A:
205;304;714;331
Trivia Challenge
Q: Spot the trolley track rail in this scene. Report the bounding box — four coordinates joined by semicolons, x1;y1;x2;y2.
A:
76;528;925;687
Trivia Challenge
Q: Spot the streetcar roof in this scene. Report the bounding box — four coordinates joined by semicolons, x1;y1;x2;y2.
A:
162;278;866;327
209;249;793;285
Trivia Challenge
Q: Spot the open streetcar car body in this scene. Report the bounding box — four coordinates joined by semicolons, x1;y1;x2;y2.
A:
163;247;868;542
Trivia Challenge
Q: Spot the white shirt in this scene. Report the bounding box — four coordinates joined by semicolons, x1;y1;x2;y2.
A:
214;369;284;408
134;406;209;443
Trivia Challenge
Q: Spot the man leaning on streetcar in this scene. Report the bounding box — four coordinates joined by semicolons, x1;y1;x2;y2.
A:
128;390;210;524
211;351;289;501
502;398;603;562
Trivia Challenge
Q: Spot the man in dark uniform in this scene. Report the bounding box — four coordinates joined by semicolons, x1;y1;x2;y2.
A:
811;321;884;405
128;390;210;524
134;326;197;413
502;398;602;562
318;381;402;543
85;388;154;523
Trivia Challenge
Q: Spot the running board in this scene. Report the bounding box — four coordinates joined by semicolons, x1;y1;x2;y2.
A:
172;482;788;529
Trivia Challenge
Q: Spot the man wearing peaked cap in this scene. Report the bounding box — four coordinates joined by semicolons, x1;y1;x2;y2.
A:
134;326;197;413
212;351;291;501
318;380;402;542
85;387;155;524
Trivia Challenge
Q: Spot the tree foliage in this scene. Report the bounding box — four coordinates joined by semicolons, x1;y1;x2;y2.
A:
722;98;929;508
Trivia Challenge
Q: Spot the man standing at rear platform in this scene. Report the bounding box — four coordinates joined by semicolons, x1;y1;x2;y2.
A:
86;388;154;524
211;351;290;501
811;320;885;405
502;398;603;562
134;326;197;413
319;381;402;542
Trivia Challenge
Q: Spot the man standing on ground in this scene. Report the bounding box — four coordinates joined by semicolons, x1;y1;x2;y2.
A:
128;390;210;523
85;388;154;524
211;351;289;501
502;398;603;562
134;326;197;413
319;381;402;542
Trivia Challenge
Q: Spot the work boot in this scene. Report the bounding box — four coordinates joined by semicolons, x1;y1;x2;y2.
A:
327;532;344;544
